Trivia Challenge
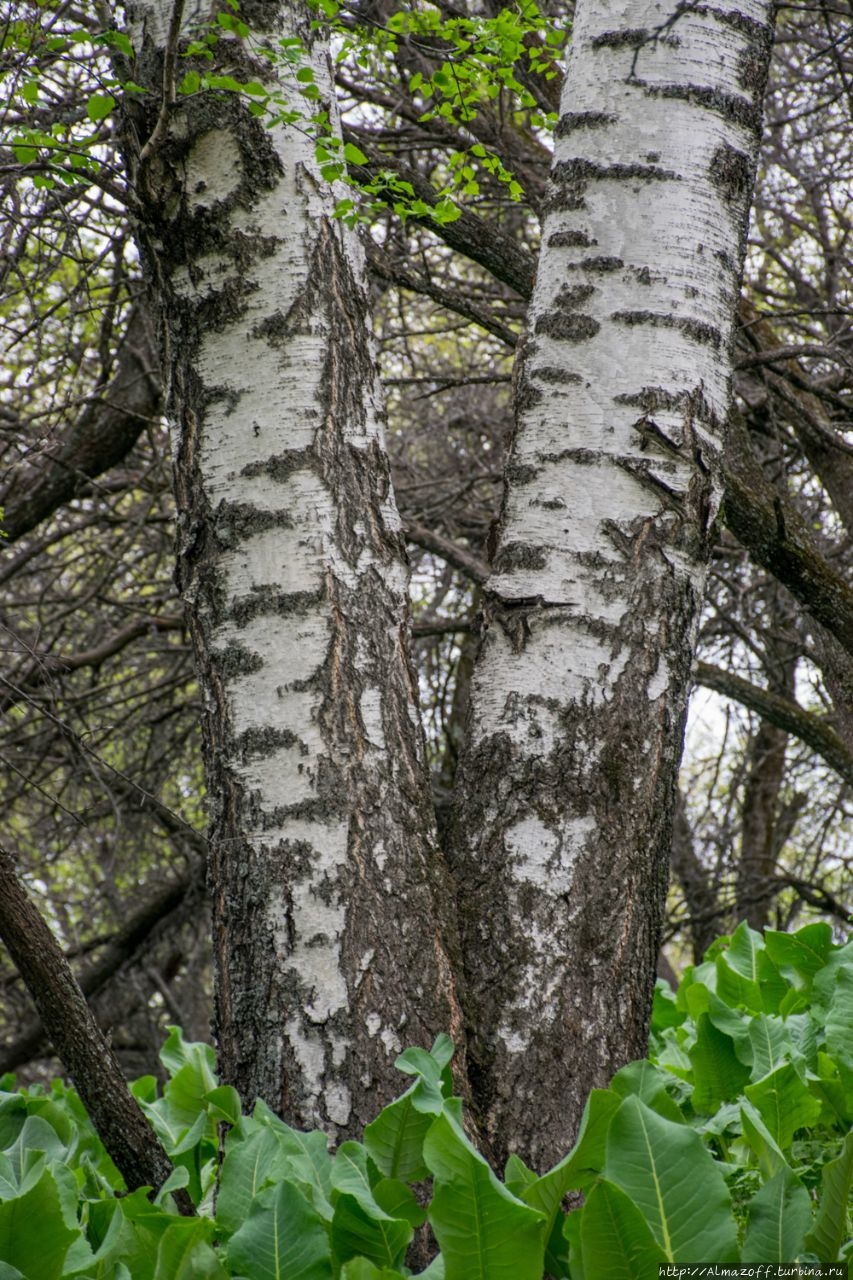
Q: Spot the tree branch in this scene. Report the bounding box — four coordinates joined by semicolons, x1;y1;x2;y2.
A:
404;516;491;584
694;660;853;787
0;873;199;1074
0;304;161;543
0;846;195;1213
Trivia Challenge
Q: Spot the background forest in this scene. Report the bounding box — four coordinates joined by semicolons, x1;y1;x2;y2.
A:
0;0;851;1101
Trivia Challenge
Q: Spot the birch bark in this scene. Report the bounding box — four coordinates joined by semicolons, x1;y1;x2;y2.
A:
126;0;460;1135
451;0;774;1168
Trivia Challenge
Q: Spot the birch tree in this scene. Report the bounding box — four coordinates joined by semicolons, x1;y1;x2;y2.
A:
125;0;461;1135
10;0;853;1181
450;0;775;1167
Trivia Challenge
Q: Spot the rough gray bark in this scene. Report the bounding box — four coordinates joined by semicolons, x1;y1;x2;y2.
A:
126;0;461;1134
450;0;775;1169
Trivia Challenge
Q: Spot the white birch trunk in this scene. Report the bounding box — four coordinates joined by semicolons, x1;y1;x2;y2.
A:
127;0;460;1134
451;0;774;1168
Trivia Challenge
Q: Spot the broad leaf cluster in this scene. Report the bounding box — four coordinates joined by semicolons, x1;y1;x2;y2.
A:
0;925;850;1278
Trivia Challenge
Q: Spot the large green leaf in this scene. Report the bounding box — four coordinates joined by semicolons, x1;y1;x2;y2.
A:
516;1087;621;1277
805;1129;853;1264
226;1179;333;1280
0;1166;79;1280
217;1122;295;1236
716;924;788;1013
688;1014;751;1113
579;1179;668;1279
742;1167;812;1263
363;1086;433;1181
650;980;684;1034
114;1187;179;1279
739;1100;788;1180
610;1061;684;1123
824;966;853;1095
338;1262;408;1280
0;1096;25;1152
603;1096;738;1263
330;1142;411;1269
744;1062;821;1150
152;1218;227;1280
764;923;833;980
424;1108;546;1280
253;1102;334;1213
747;1014;796;1081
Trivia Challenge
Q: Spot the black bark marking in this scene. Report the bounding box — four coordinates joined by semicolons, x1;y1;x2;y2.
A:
709;142;752;207
211;640;264;678
535;366;583;384
214;501;295;546
565;256;625;274
241;450;319;482
546;158;677;214
535;283;599;343
555;111;616;136
591;27;651;48
492;542;549;574
547;229;597;248
637;81;762;131
611;310;723;350
235;725;302;759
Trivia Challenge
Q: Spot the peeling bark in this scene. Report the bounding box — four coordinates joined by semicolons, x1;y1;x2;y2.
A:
127;0;460;1135
450;0;774;1168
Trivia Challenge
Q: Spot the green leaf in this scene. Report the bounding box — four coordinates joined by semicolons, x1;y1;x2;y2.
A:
747;1013;796;1080
252;1102;334;1215
764;922;833;979
739;1099;789;1179
650;980;684;1034
0;1095;26;1150
688;1014;751;1113
179;70;201;94
371;1177;426;1228
339;1263;408;1280
715;923;789;1013
204;1084;241;1126
805;1129;853;1263
741;1167;812;1264
344;143;368;165
824;965;853;1085
611;1060;685;1123
0;1166;79;1279
330;1142;411;1268
579;1179;668;1278
86;93;116;122
226;1179;333;1280
153;1217;226;1280
424;1107;547;1280
363;1086;433;1181
217;1123;287;1236
603;1096;738;1263
744;1062;821;1150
